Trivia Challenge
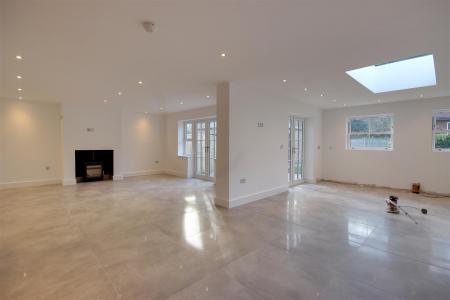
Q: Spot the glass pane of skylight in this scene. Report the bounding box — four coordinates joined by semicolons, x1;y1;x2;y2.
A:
346;54;436;93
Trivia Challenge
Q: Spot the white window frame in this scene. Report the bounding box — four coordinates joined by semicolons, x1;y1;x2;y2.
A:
432;110;450;152
346;114;394;151
183;121;193;156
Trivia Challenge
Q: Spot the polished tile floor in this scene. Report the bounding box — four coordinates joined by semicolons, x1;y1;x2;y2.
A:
1;175;450;299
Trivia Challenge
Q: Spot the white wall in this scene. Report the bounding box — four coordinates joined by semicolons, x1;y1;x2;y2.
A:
121;111;164;177
62;103;165;184
163;106;216;177
219;82;323;207
0;98;62;188
322;97;450;194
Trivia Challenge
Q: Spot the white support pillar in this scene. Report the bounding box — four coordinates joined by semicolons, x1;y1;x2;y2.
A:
215;82;230;208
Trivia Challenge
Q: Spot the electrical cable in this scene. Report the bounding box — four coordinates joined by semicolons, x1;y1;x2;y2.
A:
417;192;450;199
385;198;428;224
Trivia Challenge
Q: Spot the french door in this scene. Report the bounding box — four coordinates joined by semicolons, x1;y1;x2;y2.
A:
194;119;216;180
288;117;304;185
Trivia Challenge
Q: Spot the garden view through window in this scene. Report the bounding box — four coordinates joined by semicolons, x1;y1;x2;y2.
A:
432;110;450;151
347;114;393;150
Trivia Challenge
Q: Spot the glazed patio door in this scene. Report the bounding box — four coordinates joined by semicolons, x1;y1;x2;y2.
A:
288;117;304;184
194;119;216;180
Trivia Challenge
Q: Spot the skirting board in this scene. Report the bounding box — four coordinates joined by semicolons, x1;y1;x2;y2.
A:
304;178;318;184
113;175;124;181
163;169;187;178
215;185;289;208
0;178;61;190
320;179;450;197
62;178;77;186
123;170;165;177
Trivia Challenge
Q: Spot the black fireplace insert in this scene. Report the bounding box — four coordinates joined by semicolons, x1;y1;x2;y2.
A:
75;150;113;182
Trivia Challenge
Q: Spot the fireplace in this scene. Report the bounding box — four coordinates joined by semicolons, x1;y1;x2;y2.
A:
75;150;113;183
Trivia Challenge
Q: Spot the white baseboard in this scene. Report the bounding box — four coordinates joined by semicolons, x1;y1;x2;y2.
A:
163;169;187;178
123;169;165;177
0;178;61;190
62;178;77;186
113;175;124;181
216;185;289;208
304;178;318;184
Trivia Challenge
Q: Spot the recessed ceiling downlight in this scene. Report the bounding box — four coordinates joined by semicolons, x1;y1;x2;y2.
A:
346;54;436;93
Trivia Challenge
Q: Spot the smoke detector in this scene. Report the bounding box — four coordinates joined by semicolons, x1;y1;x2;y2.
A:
142;21;156;33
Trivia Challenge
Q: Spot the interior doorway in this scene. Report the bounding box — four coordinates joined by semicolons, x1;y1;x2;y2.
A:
288;116;304;185
194;118;216;181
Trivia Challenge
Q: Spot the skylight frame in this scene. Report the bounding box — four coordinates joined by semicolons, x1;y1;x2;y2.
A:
346;54;437;94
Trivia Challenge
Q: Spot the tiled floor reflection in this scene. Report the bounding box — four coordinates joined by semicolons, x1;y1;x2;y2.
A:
1;175;450;299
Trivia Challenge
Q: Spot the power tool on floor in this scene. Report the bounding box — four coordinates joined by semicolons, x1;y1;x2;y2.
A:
385;195;428;224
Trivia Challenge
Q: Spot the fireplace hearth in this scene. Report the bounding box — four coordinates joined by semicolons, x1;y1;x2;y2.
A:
75;150;113;183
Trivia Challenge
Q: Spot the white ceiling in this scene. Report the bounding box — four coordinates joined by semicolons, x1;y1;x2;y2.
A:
1;0;449;113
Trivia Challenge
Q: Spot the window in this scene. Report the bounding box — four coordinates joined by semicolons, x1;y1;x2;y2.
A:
432;110;450;151
347;114;393;150
184;121;193;156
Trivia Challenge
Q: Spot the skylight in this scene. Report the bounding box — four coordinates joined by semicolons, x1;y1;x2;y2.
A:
346;54;436;93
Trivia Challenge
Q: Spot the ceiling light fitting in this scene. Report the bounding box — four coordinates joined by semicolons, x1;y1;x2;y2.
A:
142;21;156;33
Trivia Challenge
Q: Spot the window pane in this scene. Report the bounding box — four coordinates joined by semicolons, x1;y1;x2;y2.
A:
185;123;192;134
185;141;192;155
434;113;450;131
350;119;369;133
434;132;450;150
368;134;391;149
350;134;368;148
370;116;392;133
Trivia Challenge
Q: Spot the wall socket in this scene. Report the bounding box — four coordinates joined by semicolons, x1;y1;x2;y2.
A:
257;122;264;128
240;178;246;184
154;160;159;164
45;166;51;171
86;128;95;132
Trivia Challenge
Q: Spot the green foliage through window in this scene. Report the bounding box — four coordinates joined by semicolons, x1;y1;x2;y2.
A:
435;133;450;149
348;115;393;150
